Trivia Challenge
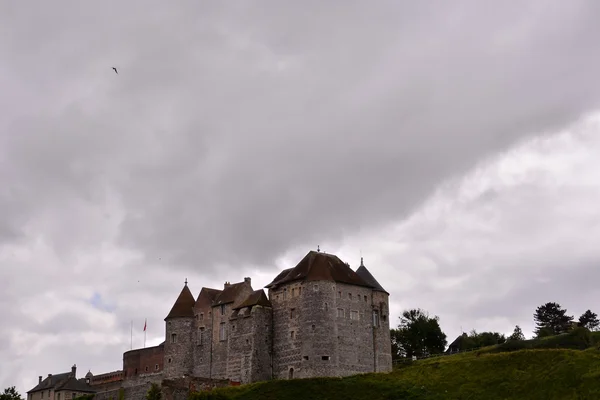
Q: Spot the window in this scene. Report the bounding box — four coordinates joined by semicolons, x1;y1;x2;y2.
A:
290;308;295;319
198;327;205;345
338;291;341;298
155;364;159;371
364;295;367;302
303;356;309;360
322;356;330;361
199;313;204;321
290;331;295;339
232;324;236;331
283;288;287;299
324;302;328;311
337;308;344;318
373;311;380;327
41;393;43;399
292;288;295;297
219;322;226;341
220;304;225;315
311;324;316;332
313;285;318;292
56;394;60;400
350;310;359;321
348;293;352;300
171;333;177;343
168;358;172;364
276;295;279;300
145;366;149;372
298;287;302;296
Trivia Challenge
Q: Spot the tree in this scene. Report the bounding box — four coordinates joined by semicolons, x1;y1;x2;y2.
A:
533;302;573;337
508;325;525;341
1;387;23;400
393;308;447;359
146;383;161;400
577;310;600;331
390;328;403;360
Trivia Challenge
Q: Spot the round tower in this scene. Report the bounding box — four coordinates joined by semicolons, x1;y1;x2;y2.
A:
164;279;196;379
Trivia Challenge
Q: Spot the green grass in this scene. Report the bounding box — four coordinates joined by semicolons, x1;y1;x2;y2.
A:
189;329;600;400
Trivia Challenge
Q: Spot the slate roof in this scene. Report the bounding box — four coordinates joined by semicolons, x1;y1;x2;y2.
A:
213;282;248;306
233;290;272;310
165;283;196;319
194;287;222;310
265;251;372;289
28;373;71;393
355;259;388;294
55;377;96;393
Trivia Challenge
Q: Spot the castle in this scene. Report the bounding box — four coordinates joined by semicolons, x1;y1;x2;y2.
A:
28;250;392;399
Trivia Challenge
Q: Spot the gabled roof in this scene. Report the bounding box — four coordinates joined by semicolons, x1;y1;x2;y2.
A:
165;283;196;320
233;290;272;310
55;378;95;393
28;373;71;393
355;259;388;294
194;287;222;310
265;251;372;288
213;282;249;306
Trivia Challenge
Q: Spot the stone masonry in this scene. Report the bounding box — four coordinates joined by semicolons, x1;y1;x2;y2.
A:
48;250;392;400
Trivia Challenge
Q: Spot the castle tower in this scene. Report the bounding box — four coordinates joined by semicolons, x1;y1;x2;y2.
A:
356;258;393;372
164;279;196;379
265;250;384;380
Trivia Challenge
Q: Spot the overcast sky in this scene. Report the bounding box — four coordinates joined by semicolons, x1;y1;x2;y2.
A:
2;0;600;394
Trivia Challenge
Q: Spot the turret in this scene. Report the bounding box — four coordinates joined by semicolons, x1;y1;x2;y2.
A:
164;279;196;379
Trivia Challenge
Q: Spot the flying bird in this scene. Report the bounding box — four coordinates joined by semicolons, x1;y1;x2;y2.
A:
112;67;118;74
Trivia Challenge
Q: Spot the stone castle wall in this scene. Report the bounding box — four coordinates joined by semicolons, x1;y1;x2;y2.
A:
123;345;164;379
372;291;393;372
164;318;194;379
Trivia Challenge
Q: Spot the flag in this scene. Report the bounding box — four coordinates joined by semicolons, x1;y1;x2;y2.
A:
143;319;147;332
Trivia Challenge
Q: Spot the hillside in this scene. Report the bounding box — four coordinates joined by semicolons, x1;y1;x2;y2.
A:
190;347;600;399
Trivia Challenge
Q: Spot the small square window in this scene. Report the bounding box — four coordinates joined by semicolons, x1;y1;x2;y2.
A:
290;308;295;319
337;308;344;318
303;356;309;360
348;293;352;300
322;356;330;361
364;295;367;302
350;310;359;320
155;364;159;371
171;333;177;343
290;331;295;339
145;366;149;372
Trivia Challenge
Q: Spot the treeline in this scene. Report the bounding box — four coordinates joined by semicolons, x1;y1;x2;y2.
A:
390;302;600;360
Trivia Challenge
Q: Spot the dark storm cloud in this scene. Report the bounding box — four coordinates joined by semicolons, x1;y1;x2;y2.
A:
2;1;600;274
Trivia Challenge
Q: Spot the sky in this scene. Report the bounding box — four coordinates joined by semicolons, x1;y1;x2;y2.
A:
2;0;600;394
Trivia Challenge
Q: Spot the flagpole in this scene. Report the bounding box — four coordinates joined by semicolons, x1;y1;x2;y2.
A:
130;320;133;350
143;318;147;349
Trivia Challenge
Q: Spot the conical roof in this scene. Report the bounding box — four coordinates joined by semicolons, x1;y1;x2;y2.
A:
165;283;196;320
355;258;388;294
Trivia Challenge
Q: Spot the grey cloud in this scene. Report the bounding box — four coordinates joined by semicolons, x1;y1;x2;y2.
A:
2;0;600;393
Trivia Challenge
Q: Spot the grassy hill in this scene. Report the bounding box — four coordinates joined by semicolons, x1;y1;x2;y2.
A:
190;329;600;400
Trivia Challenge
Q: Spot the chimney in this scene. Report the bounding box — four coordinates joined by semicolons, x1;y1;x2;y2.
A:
38;376;42;384
224;281;230;289
244;277;251;284
71;364;76;377
48;374;52;385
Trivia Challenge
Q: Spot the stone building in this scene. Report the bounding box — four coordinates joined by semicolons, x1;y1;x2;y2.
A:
31;250;392;399
27;365;96;400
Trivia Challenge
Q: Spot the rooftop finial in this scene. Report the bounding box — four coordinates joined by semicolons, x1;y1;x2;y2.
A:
360;256;364;266
185;278;188;286
317;245;320;252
